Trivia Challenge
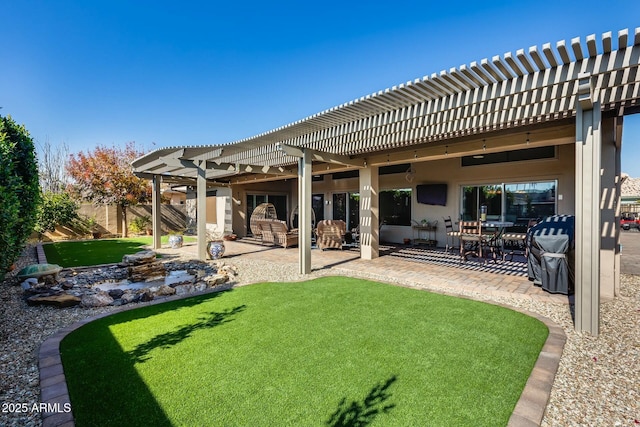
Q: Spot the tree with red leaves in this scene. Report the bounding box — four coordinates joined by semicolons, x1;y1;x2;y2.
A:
66;142;151;237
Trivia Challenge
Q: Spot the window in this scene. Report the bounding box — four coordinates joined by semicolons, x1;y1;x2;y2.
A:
331;170;359;180
348;193;359;229
333;192;359;230
505;182;556;221
462;185;503;221
461;181;556;227
379;163;411;175
333;193;347;221
461;146;555;167
312;194;324;223
380;189;412;226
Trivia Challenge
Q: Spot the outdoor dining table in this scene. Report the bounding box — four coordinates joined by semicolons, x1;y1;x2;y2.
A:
481;221;514;261
481;220;514;230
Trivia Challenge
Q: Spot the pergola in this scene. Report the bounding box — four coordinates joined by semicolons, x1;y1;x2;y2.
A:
133;28;640;335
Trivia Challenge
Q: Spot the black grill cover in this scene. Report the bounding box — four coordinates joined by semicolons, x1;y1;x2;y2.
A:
526;215;575;295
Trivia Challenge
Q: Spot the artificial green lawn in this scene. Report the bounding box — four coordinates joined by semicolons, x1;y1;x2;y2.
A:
61;277;548;427
42;236;197;267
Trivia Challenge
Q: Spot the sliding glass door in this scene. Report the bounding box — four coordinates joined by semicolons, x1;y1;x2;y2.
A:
246;194;287;235
461;185;503;221
461;180;556;226
332;192;359;230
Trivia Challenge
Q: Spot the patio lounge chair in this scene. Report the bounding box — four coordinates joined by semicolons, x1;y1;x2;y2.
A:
257;220;298;248
271;221;299;248
316;220;346;250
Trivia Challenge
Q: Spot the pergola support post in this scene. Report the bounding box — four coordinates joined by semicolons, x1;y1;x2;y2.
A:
298;150;312;274
613;117;623;296
359;166;379;260
600;117;622;300
151;175;162;249
575;74;601;335
197;160;208;261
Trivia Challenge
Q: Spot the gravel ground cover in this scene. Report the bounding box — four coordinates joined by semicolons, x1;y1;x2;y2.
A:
0;245;638;426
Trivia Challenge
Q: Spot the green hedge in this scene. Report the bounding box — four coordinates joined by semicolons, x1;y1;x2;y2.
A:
0;115;41;280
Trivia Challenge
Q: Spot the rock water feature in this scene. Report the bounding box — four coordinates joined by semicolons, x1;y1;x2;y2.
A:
21;250;238;309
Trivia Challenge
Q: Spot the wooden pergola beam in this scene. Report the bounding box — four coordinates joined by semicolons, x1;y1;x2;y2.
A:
275;143;366;167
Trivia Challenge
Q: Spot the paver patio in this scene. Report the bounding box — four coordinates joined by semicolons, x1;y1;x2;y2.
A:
173;239;571;305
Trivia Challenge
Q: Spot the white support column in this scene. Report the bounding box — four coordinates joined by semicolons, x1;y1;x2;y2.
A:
614;117;623;296
600;117;619;300
214;186;234;235
359;166;379;260
298;150;312;274
575;74;601;335
197;160;208;261
151;175;162;249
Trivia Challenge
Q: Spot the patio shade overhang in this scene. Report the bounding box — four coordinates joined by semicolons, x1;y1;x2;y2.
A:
132;27;640;181
132;27;639;336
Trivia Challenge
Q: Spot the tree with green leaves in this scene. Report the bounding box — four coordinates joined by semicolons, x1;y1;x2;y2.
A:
66;142;150;237
34;191;79;236
0;115;41;279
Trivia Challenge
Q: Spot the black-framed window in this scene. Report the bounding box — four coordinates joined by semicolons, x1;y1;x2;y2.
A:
461;146;555;167
380;189;412;226
332;192;359;230
312;194;324;223
461;181;557;226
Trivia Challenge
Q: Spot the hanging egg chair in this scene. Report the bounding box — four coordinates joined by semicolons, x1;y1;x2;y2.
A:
289;206;317;231
249;203;278;236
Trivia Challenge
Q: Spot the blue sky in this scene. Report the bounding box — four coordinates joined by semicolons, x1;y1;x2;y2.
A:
2;1;640;175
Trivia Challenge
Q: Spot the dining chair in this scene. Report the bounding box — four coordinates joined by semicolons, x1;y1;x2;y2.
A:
443;216;460;253
459;221;484;261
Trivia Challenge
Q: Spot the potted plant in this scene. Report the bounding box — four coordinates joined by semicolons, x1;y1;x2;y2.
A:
129;215;152;235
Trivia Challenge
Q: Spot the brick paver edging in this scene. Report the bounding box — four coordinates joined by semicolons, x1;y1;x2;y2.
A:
505;308;566;426
36;242;48;264
39;282;565;427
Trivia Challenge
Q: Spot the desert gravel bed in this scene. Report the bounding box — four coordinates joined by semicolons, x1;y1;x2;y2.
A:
1;245;638;426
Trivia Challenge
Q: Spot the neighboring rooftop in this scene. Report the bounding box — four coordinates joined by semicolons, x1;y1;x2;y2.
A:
622;175;640;198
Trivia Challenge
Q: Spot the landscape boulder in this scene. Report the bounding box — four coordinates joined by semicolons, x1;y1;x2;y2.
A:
27;294;81;308
81;292;114;308
154;285;176;297
17;264;63;281
121;251;156;266
204;274;229;287
128;262;166;282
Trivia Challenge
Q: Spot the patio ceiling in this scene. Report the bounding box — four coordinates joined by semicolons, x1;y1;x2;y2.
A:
132;27;640;183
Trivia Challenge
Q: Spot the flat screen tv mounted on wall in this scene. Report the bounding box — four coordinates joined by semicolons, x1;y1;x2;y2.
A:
416;184;447;206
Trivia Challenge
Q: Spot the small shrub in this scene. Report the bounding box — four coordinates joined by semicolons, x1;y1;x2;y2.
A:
34;191;79;235
129;215;151;234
